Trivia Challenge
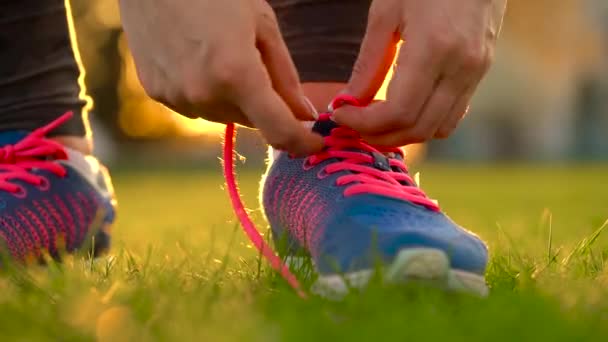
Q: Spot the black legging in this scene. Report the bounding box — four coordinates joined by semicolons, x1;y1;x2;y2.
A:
0;0;370;136
270;0;370;82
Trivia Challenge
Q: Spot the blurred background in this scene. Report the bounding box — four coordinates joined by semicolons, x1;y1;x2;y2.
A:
70;0;608;167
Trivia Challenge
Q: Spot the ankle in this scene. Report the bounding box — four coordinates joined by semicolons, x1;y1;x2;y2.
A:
50;135;93;155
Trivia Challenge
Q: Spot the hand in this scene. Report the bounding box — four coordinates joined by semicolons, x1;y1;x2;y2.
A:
333;0;507;146
118;0;323;155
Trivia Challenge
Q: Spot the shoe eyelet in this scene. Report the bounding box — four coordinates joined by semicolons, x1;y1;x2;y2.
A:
12;187;27;199
37;177;50;191
302;158;315;171
316;168;330;179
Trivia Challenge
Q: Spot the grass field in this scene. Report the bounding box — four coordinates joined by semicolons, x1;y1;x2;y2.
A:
0;163;607;341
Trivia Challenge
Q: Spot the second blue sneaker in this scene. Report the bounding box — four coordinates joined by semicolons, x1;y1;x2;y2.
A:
0;113;116;264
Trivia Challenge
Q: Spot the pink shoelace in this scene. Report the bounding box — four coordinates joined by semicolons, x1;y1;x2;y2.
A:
223;122;307;298
0;113;70;197
223;95;438;297
308;95;439;211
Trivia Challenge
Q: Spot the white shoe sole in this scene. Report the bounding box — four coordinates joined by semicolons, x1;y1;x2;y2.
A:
289;248;488;299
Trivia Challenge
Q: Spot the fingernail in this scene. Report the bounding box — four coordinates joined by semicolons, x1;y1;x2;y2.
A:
302;96;319;119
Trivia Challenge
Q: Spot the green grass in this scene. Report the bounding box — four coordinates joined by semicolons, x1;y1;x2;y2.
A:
1;163;608;341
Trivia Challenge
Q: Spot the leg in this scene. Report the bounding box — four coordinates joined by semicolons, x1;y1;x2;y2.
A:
0;0;116;262
270;0;370;111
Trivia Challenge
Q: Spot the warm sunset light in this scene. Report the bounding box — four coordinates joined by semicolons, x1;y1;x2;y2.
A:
173;116;226;136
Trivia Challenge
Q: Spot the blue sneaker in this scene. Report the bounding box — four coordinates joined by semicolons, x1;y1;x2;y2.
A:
260;96;488;296
0;113;116;263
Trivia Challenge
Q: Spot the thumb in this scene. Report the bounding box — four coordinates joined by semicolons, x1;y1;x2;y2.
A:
346;6;400;104
256;5;315;121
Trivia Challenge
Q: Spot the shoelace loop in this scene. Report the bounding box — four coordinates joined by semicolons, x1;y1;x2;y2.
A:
0;113;71;195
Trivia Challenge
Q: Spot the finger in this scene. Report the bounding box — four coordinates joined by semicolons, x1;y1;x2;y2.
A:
161;80;255;127
434;84;475;139
256;3;315;121
434;49;488;139
362;78;459;146
345;2;400;104
234;62;323;155
334;41;441;135
409;77;459;140
242;87;323;155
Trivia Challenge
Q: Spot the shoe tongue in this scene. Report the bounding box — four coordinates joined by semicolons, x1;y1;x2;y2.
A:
0;131;28;146
311;119;340;137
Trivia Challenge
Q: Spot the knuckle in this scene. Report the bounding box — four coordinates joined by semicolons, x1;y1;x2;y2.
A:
209;54;250;88
176;62;213;105
460;48;486;71
181;75;212;105
259;8;279;29
430;33;459;55
258;14;282;43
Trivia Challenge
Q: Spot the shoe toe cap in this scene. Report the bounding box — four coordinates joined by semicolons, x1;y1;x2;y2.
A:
314;195;488;275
